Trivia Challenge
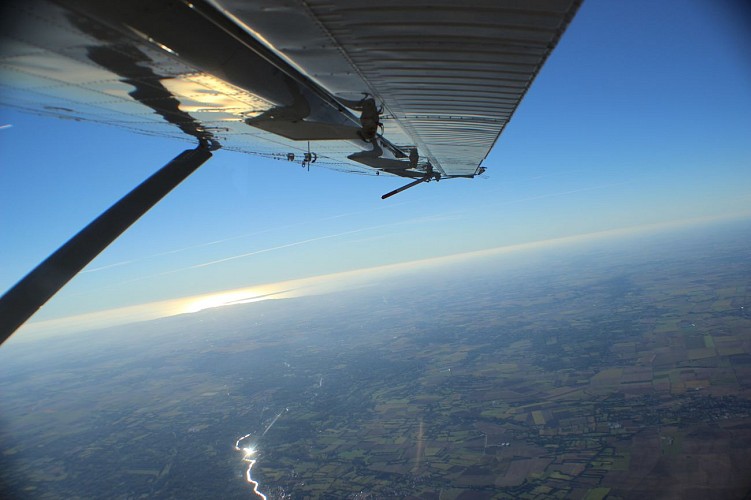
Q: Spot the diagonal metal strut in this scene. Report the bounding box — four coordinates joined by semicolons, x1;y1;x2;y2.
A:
0;144;214;345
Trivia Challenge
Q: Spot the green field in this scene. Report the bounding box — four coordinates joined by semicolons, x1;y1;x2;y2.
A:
2;221;751;498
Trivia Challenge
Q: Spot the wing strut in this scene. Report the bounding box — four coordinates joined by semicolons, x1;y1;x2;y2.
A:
0;142;214;345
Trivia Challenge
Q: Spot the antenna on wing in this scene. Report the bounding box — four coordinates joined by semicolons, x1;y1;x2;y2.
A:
301;141;317;171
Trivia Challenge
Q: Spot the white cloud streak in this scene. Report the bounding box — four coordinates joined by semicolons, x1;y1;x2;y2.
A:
82;200;414;274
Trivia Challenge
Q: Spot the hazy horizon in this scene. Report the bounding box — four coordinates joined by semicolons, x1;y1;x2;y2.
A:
9;213;749;344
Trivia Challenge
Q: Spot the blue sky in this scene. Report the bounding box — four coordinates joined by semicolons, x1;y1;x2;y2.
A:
1;0;750;330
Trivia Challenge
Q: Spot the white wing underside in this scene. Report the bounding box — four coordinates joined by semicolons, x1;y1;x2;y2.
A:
0;0;581;178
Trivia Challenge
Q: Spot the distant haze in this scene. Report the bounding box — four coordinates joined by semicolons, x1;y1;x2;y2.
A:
12;214;748;343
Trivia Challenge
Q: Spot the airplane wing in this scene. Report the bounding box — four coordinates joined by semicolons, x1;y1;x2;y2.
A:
1;0;581;180
0;0;582;340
